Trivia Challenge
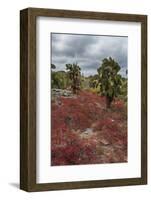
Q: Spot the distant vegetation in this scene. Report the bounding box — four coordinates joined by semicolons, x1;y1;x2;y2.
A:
51;64;71;89
51;57;127;109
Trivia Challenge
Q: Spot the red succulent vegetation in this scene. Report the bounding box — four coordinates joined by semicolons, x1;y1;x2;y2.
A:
51;91;127;166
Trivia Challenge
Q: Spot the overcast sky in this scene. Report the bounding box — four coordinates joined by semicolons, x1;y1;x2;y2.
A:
51;33;128;77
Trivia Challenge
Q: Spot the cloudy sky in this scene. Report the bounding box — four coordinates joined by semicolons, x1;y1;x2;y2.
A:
51;33;128;77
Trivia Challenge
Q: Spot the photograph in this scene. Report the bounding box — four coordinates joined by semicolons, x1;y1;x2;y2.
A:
20;7;147;191
51;33;128;166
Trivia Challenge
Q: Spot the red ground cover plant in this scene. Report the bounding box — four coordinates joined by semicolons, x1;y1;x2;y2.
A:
51;91;127;166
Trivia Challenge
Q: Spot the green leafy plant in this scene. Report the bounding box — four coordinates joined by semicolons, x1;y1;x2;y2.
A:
51;64;71;89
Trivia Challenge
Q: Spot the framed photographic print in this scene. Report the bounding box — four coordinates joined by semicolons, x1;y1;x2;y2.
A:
20;8;147;191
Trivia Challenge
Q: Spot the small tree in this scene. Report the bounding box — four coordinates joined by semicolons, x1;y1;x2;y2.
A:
51;64;56;88
66;63;81;94
51;63;56;69
97;57;122;108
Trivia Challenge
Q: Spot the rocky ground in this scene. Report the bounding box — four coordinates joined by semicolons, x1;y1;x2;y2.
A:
52;89;73;98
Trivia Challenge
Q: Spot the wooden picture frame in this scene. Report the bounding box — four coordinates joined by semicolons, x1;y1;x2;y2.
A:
20;7;147;192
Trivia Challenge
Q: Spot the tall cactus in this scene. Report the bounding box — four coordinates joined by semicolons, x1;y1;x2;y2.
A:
97;57;122;108
66;63;81;94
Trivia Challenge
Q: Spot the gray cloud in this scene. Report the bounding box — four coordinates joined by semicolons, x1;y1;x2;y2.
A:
51;33;128;77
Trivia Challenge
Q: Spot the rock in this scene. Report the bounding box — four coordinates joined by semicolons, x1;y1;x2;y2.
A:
83;128;93;135
100;138;110;145
80;128;94;138
52;89;73;98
